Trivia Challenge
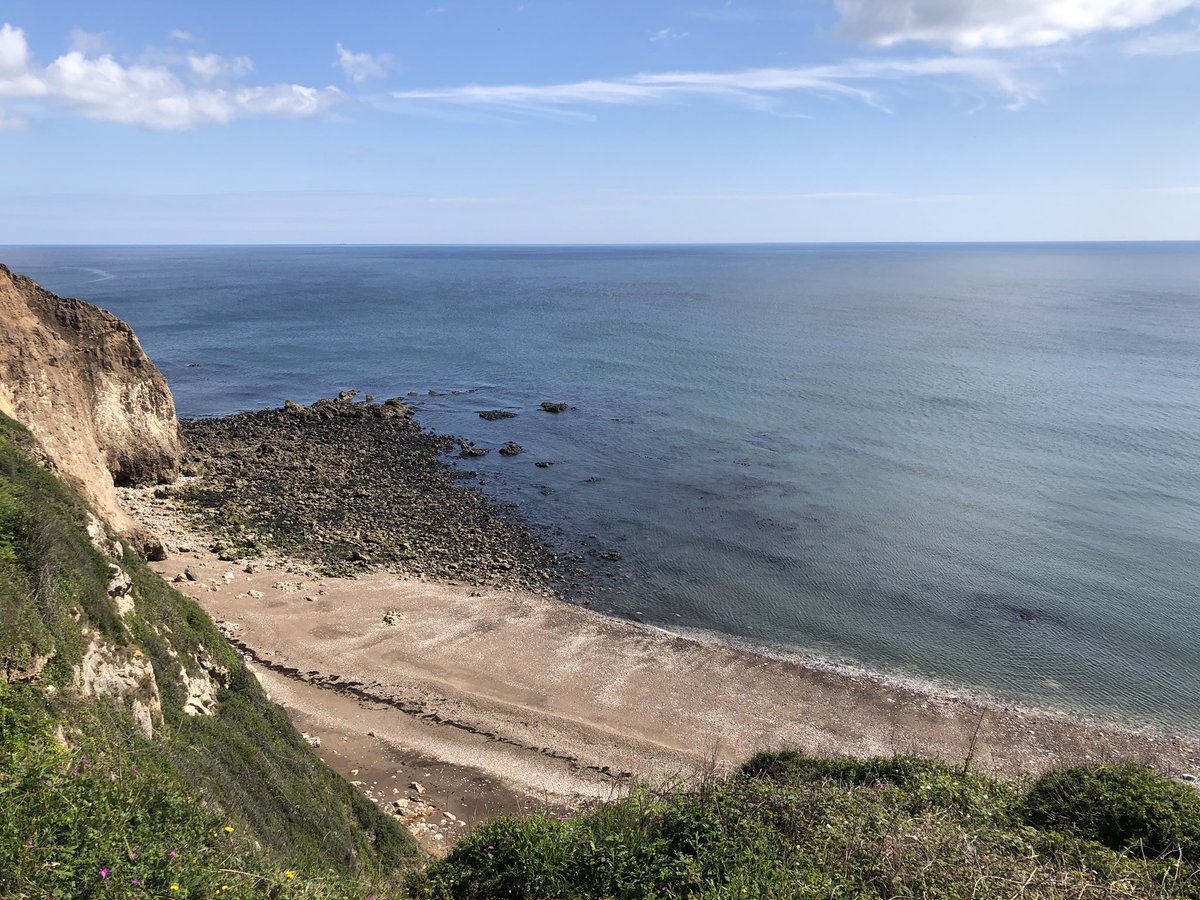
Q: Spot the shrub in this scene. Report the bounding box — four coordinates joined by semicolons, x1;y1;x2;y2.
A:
1021;762;1200;861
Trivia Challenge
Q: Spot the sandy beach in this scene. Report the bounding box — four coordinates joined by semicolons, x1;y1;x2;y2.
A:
121;483;1200;853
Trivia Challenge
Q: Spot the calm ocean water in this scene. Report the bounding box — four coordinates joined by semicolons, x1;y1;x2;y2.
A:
5;243;1200;735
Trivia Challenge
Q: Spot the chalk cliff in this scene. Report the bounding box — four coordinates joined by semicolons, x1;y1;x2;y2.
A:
0;263;181;548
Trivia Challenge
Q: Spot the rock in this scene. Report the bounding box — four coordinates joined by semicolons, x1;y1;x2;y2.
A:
283;399;306;413
383;609;404;626
0;264;182;541
183;567;198;582
1183;773;1197;783
459;440;489;458
301;732;321;748
337;390;359;402
173;573;186;583
478;410;517;421
534;460;553;468
540;401;569;413
247;590;264;600
409;782;426;794
499;442;524;457
599;550;621;561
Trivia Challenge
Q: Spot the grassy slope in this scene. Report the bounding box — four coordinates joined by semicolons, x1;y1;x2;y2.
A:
0;413;420;898
415;752;1200;898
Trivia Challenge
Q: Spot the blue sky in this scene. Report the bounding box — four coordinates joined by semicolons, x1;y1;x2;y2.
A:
1;1;1198;243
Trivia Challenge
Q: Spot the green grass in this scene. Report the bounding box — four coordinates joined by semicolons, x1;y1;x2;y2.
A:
411;752;1200;899
0;413;420;898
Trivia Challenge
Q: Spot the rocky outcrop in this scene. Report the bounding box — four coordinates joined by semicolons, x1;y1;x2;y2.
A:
0;263;181;544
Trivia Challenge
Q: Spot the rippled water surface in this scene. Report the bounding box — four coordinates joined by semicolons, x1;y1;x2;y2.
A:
6;243;1199;734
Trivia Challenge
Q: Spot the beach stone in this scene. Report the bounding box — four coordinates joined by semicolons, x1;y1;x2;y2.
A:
183;567;198;581
409;781;426;794
499;442;524;457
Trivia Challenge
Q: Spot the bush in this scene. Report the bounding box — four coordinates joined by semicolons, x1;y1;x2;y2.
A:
1021;762;1200;861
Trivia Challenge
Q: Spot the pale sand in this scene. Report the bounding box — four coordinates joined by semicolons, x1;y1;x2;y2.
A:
121;485;1200;848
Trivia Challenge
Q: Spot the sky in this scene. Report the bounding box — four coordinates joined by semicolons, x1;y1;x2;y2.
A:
0;0;1198;243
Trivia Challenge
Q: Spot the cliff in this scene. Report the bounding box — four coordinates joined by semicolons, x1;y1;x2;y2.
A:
0;263;181;549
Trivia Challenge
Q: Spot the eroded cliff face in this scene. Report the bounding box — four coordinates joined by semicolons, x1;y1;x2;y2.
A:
0;263;181;545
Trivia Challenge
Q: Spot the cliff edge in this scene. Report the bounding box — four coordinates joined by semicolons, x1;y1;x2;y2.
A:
0;263;181;546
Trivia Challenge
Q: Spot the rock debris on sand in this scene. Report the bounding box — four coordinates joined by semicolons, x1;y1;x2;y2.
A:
176;396;564;589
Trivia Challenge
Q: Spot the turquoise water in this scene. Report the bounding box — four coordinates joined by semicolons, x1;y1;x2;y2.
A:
6;243;1200;735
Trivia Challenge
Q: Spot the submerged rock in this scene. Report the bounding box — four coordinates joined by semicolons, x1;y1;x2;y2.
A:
479;410;518;421
540;401;569;413
499;442;524;457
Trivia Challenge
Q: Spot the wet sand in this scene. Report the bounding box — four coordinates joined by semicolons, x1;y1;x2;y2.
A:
122;484;1200;852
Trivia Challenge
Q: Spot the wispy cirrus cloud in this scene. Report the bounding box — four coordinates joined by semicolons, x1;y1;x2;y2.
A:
1123;24;1200;52
389;54;1041;114
0;22;340;130
836;0;1197;50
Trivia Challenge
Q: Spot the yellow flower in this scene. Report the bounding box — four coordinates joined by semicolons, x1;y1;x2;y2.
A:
284;870;295;879
223;826;234;833
170;887;179;892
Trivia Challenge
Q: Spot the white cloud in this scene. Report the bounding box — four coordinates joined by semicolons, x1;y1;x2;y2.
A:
68;28;109;55
0;23;31;75
335;43;392;83
169;29;193;42
836;0;1197;50
391;55;1038;113
650;28;688;42
187;52;254;81
1123;24;1200;51
0;23;340;130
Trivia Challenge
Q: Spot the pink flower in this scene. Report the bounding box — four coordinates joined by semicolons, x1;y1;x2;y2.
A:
99;868;110;879
169;850;178;858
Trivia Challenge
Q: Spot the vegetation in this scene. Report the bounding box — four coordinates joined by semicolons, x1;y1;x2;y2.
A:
0;413;419;898
4;410;1199;897
412;753;1200;898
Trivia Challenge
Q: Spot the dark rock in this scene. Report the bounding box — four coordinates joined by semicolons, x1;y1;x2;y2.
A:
478;410;517;421
183;567;198;581
499;442;524;457
599;550;621;561
337;390;359;402
283;399;306;413
540;402;569;413
534;460;553;468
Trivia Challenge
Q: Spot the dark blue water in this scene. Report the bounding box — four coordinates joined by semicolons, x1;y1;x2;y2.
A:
6;244;1200;735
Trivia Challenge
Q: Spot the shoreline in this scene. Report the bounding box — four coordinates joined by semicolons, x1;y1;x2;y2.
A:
120;480;1200;851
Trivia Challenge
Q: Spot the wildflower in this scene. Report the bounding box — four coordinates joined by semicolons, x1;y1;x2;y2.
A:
170;886;179;892
24;842;32;849
100;868;110;879
169;850;178;858
129;851;137;860
131;767;139;774
223;825;234;833
131;879;140;886
81;758;91;765
284;870;295;879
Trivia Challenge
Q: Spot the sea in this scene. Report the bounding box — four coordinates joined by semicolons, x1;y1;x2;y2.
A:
5;243;1199;737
